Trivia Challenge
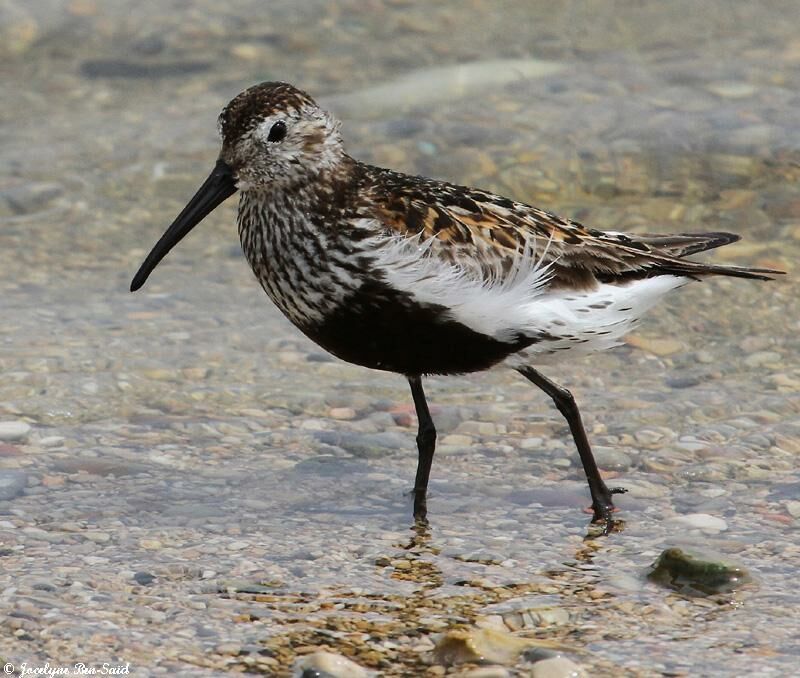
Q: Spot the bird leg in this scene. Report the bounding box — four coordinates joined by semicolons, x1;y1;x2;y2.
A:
408;376;437;523
516;365;626;533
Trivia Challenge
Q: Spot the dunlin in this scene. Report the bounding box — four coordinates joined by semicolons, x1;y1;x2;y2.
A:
131;82;781;531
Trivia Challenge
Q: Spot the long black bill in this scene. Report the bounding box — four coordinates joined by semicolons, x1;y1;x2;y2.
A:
130;159;237;292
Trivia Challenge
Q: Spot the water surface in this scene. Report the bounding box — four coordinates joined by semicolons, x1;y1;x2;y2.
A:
1;1;798;675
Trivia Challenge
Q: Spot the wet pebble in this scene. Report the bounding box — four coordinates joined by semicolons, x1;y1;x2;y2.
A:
133;572;156;586
647;547;751;596
461;668;512;678
80;59;212;79
672;513;728;533
0;3;38;56
592;446;633;471
1;182;64;214
0;421;31;442
706;81;756;99
785;501;800;519
743;351;782;368
434;627;566;666
314;430;411;458
0;471;28;500
328;407;356;420
292;650;372;678
530;656;586;678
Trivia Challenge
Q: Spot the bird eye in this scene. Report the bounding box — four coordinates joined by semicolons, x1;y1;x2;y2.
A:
267;120;287;143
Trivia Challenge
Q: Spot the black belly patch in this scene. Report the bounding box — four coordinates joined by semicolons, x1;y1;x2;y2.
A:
298;280;535;376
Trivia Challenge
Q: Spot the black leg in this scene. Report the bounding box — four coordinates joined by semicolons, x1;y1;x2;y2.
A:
516;365;626;532
408;375;437;523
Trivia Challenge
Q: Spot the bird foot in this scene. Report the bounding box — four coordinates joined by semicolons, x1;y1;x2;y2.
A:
589;487;627;535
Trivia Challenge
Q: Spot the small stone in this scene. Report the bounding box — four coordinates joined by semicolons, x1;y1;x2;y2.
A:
0;421;31;442
592;446;632;471
215;642;242;656
133;571;156;586
292;650;372;677
329;407;357;420
321;431;409;458
441;434;474;447
461;668;511;678
647;547;751;596
706;82;756;99
475;614;507;632
139;539;163;549
0;4;38;56
230;43;264;61
530;656;586;678
743;351;781;368
85;531;111;544
434;628;567;666
625;334;683;356
785;500;800;518
672;513;728;533
0;471;28;500
39;436;65;447
83;556;108;565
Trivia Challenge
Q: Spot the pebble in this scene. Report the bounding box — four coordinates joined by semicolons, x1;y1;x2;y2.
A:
648;547;751;596
133;571;156;586
84;531;111;544
592;446;632;471
743;351;782;368
328;58;565;120
328;407;357;420
0;421;31;442
214;642;241;656
520;437;543;450
314;431;409;458
0;471;28;501
672;513;728;533
434;628;566;666
530;656;586;678
625;334;683;356
441;434;474;446
706;82;756;99
785;501;800;518
292;651;372;678
139;539;163;550
461;668;511;678
0;3;38;56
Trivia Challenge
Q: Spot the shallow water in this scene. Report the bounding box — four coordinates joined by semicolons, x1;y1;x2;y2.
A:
1;1;799;675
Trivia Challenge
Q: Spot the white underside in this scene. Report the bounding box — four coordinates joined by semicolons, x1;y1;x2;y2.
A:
370;232;689;362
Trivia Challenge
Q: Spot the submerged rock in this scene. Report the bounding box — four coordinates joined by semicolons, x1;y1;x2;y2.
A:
647;547;752;596
434;627;568;666
326;59;565;120
292;651;372;678
0;421;31;442
530;656;587;678
0;471;28;501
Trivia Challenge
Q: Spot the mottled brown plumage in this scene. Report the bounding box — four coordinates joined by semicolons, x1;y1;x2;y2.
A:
130;81;782;534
